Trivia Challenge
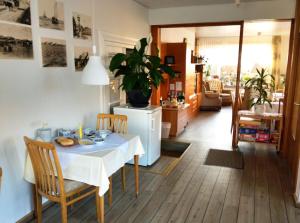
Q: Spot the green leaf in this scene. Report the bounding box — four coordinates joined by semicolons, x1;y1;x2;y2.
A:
137;38;148;55
160;64;176;78
109;53;126;72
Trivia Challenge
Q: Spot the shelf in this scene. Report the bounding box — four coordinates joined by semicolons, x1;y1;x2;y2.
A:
238;139;279;145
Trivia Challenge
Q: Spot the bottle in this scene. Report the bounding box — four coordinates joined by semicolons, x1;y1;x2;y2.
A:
160;97;163;106
79;123;83;139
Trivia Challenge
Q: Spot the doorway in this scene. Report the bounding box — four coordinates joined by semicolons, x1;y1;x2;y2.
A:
152;20;292;148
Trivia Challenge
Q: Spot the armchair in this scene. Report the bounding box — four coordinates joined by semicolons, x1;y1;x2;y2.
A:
200;84;222;111
207;79;232;106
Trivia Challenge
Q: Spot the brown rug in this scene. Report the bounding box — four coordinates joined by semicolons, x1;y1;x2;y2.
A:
139;140;191;176
204;149;244;169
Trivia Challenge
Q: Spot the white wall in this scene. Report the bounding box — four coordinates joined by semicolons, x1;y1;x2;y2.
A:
149;0;295;25
161;27;196;49
0;0;149;222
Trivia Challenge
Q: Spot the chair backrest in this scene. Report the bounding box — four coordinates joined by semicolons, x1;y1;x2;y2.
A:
96;114;128;134
207;79;222;93
24;137;65;200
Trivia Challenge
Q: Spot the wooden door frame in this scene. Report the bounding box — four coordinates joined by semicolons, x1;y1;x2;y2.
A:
150;21;244;128
282;0;300;199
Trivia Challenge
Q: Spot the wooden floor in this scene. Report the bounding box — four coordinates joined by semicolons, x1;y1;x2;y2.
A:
28;107;300;223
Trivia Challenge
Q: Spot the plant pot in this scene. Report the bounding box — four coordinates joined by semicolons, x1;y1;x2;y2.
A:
254;104;265;114
127;89;152;108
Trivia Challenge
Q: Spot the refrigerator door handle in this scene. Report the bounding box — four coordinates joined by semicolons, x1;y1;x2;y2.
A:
151;118;155;131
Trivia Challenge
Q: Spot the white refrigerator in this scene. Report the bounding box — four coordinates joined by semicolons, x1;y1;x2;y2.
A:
113;105;162;166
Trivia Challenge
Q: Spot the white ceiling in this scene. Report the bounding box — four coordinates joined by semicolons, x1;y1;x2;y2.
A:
195;21;291;37
134;0;275;9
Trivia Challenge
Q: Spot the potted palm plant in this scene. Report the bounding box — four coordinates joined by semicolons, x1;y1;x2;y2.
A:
109;37;175;107
245;68;274;114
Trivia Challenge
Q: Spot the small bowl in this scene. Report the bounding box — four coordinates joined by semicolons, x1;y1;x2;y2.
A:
93;137;104;144
97;130;112;140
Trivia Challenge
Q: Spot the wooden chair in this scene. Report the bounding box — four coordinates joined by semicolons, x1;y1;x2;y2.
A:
24;137;101;223
96;114;128;206
96;114;128;134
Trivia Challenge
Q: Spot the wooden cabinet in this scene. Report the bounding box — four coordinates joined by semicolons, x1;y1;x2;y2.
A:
162;104;190;137
152;43;201;118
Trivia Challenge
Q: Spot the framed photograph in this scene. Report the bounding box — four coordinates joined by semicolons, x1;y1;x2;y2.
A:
0;22;33;59
74;46;91;71
38;0;64;30
41;37;67;67
0;0;31;25
72;12;92;40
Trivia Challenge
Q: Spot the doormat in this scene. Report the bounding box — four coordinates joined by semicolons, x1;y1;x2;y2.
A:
204;149;244;169
139;140;191;176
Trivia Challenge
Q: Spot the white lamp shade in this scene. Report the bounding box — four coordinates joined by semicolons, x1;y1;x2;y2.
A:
82;55;109;85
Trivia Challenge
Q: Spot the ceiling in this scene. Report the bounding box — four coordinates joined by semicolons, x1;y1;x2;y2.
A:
134;0;275;9
194;21;291;37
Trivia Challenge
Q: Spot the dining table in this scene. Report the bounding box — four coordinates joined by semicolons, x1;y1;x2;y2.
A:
24;133;145;223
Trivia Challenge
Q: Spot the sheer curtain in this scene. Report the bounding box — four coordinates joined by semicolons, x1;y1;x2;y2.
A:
197;36;274;81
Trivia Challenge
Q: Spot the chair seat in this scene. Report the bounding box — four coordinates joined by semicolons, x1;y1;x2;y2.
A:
55;179;89;195
64;179;87;193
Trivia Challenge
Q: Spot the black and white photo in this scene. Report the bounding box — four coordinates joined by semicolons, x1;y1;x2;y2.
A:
0;22;33;59
41;37;67;67
74;46;91;71
38;0;64;30
72;12;92;40
0;0;31;25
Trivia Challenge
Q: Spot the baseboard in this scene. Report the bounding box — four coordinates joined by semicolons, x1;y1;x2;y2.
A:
16;201;54;223
293;193;300;208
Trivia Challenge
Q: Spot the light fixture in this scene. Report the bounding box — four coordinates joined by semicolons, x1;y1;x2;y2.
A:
235;0;240;7
81;0;109;85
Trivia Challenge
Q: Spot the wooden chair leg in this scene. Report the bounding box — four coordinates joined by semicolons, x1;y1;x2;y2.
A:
121;166;126;192
35;191;42;223
70;196;74;209
108;176;112;207
61;201;68;223
32;185;37;219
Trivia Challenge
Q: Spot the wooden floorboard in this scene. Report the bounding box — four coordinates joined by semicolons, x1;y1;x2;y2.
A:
237;144;255;223
202;168;232;223
167;165;209;223
25;107;300;223
150;151;206;223
185;167;221;223
220;169;243;223
132;143;200;223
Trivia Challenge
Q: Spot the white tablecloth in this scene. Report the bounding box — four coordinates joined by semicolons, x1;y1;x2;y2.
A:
24;133;144;196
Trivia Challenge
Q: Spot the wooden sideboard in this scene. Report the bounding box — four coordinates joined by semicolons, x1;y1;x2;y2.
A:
151;42;203;121
162;104;190;137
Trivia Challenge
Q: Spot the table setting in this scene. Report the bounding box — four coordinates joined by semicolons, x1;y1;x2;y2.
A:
24;126;144;197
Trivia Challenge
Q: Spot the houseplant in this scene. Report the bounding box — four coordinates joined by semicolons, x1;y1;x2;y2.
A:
109;37;175;107
245;68;274;114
